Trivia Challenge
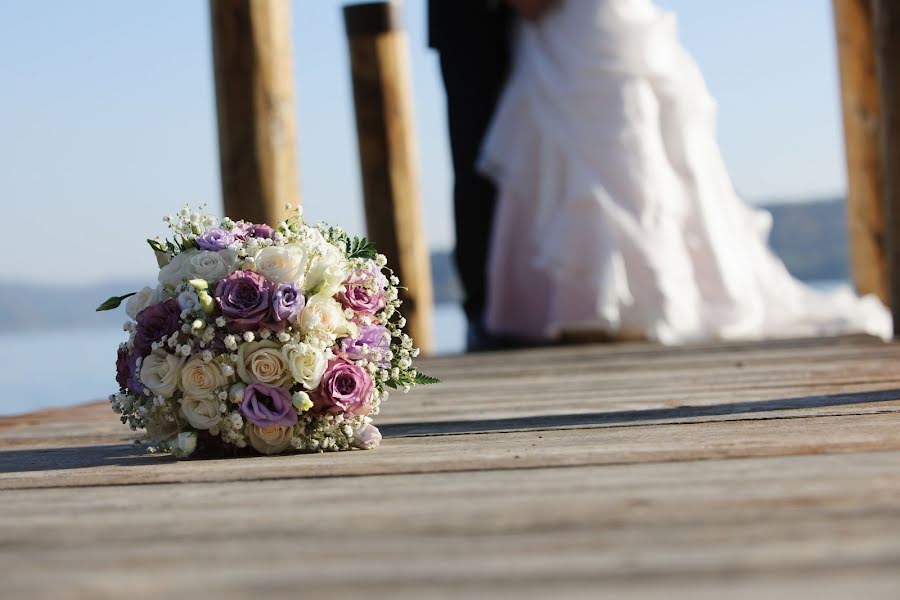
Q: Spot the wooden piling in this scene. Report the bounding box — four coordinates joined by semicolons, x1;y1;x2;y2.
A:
343;2;434;353
873;1;900;335
210;0;300;226
834;0;888;305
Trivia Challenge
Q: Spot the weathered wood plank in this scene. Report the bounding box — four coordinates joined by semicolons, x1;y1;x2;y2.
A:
4;410;900;490
874;0;900;333
4;336;900;444
3;452;900;597
4;335;900;597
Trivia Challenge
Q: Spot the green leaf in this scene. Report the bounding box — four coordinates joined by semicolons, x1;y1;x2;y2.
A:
412;372;441;385
147;238;168;253
96;292;137;312
347;236;378;260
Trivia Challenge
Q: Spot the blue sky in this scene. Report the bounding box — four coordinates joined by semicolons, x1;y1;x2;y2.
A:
0;0;846;285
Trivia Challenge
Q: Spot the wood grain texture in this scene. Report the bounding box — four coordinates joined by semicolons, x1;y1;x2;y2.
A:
211;0;300;225
4;335;900;597
834;0;888;303
344;4;434;353
874;0;900;333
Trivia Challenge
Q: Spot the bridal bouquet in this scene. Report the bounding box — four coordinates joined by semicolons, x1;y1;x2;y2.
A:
99;206;437;458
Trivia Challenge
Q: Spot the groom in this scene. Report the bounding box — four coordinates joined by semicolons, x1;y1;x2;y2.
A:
429;0;558;351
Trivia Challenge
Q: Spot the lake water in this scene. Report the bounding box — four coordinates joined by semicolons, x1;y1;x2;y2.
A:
0;303;467;416
0;280;855;416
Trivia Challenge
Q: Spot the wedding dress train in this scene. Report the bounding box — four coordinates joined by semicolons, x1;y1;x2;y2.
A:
478;0;890;344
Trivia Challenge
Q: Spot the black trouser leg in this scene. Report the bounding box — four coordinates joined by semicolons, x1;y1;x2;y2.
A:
435;25;511;342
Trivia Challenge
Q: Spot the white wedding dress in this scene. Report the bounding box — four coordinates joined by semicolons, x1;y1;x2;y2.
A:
478;0;891;344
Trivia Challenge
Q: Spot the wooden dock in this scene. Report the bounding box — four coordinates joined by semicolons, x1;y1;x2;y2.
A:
3;335;900;598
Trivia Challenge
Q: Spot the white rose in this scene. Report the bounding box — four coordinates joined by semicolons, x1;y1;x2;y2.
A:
158;249;236;286
158;251;191;286
236;340;292;387
180;395;222;430
255;245;308;285
282;342;327;390
125;286;163;320
247;424;293;455
140;349;186;398
169;431;197;458
304;242;349;297
180;355;230;397
299;293;358;338
187;249;237;282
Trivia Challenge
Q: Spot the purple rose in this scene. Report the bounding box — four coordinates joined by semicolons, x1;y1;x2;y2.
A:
133;299;181;357
250;224;274;239
339;324;390;368
126;352;144;394
116;347;143;395
231;222;253;240
115;348;129;391
232;222;274;240
240;382;298;427
269;283;304;330
215;270;271;332
196;228;236;251
311;359;375;416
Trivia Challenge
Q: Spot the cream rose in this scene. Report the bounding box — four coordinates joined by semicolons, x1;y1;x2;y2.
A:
236;340;292;387
140;349;186;398
247;424;293;455
180;395;222;430
255;245;308;285
125;286;163;320
299;293;358;339
180;355;231;397
282;342;327;390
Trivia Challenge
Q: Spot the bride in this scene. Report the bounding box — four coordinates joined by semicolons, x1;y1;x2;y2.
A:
479;0;891;344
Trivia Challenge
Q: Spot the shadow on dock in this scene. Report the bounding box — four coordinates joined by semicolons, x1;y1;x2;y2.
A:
2;388;898;475
379;388;900;436
0;444;171;474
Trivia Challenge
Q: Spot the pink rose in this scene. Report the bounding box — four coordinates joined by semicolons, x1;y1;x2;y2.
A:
337;260;387;316
311;359;374;416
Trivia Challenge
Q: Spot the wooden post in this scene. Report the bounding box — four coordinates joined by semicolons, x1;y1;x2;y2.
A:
210;0;300;225
834;0;889;305
873;1;900;335
343;2;435;353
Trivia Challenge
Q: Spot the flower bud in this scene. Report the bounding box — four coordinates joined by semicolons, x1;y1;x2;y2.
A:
169;431;197;459
228;382;247;404
292;391;313;412
198;291;215;315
